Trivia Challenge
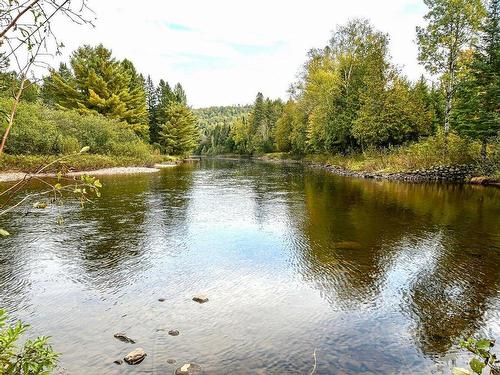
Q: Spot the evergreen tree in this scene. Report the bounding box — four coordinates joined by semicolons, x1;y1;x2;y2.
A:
173;83;187;105
455;0;500;159
145;75;159;142
153;79;175;143
158;102;199;155
42;44;148;137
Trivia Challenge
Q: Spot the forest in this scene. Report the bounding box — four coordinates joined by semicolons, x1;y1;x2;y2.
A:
196;0;499;176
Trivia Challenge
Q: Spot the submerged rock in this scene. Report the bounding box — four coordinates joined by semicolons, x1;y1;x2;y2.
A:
175;363;202;374
167;359;177;364
168;330;180;336
334;241;361;250
113;333;136;344
124;348;147;365
192;295;209;303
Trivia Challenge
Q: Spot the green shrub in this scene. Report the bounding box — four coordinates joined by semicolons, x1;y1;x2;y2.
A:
0;98;152;158
0;309;59;374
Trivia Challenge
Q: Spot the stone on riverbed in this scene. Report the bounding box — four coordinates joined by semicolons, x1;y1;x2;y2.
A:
192;294;209;303
113;332;135;344
175;363;202;374
124;348;147;365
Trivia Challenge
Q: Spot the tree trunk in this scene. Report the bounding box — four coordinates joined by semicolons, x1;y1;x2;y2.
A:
0;77;26;158
444;82;452;137
481;138;487;161
444;55;456;138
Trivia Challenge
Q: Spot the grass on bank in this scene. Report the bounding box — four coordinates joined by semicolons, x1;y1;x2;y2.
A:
263;131;500;177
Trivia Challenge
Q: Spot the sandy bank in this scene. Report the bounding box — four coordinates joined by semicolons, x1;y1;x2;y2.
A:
0;166;165;183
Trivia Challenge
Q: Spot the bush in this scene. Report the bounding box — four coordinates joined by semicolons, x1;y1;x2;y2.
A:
0;98;152;158
0;309;59;374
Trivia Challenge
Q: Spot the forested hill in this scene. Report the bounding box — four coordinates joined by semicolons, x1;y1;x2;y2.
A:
194;105;252;154
194;105;252;129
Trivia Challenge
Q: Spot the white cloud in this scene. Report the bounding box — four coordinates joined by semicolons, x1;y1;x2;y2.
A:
48;0;427;108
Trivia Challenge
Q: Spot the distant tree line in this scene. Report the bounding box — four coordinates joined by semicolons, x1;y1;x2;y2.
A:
198;0;499;160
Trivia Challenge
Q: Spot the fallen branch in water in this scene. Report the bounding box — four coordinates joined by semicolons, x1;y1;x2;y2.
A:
309;348;317;375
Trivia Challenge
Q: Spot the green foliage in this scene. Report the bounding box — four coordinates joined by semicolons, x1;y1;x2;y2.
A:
353;78;434;147
195;105;251;155
0;309;59;374
146;78;188;146
0;97;153;159
453;337;499;375
454;0;500;149
0;72;39;102
274;100;295;152
158;102;199;156
222;93;283;155
416;0;486;132
42;44;149;138
304;129;484;173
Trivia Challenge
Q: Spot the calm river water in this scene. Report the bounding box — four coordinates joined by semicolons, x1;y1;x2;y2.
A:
1;159;499;374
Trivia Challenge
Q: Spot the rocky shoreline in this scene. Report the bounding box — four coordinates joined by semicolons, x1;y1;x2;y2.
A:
258;157;500;187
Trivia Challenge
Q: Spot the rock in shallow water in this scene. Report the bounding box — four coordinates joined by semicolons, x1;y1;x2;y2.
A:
158;298;166;302
168;329;180;336
113;332;135;344
113;360;123;365
175;363;202;374
192;295;209;303
124;348;147;365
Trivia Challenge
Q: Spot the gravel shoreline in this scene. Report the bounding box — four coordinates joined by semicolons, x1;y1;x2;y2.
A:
257;157;500;187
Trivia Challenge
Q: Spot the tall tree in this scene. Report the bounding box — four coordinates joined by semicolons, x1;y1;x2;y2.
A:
416;0;486;136
144;75;158;142
43;44;148;136
158;102;199;155
454;0;500;159
173;83;187;105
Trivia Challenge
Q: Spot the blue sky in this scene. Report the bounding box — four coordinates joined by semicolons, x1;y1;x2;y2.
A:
54;0;428;108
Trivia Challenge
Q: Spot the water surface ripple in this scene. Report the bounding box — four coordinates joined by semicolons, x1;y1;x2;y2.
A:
1;160;499;374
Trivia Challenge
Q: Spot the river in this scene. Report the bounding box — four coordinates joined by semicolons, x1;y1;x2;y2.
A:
1;159;499;374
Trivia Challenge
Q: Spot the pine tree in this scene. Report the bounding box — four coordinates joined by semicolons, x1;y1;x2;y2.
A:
173;83;187;105
42;44;148;137
455;0;500;159
144;75;160;143
159;102;199;155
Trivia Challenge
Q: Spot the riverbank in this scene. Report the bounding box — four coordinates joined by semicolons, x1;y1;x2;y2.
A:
0;154;178;173
258;153;500;187
0;154;183;182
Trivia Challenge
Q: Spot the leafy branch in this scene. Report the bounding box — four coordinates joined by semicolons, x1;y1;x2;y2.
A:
0;309;59;374
453;338;499;375
0;146;102;237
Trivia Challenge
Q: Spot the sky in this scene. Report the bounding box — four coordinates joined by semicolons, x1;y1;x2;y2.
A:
52;0;429;108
